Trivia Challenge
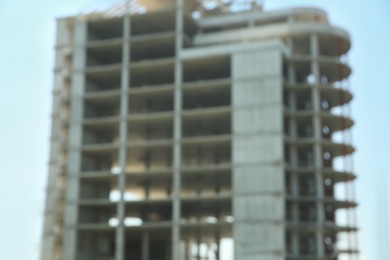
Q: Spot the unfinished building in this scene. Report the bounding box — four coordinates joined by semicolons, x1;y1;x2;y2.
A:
41;0;359;259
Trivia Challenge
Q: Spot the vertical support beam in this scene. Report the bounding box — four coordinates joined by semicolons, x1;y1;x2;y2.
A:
116;10;131;260
287;40;300;256
196;229;201;260
172;0;184;259
310;33;325;257
142;231;150;260
215;229;220;260
184;238;190;260
63;19;86;260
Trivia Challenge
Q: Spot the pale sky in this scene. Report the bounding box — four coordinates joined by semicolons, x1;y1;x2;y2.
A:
0;0;389;259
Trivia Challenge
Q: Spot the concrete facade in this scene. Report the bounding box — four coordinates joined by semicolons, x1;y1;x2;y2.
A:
41;1;358;260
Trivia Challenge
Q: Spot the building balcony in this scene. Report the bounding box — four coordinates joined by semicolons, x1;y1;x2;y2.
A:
284;83;353;108
286;222;358;233
286;110;354;133
290;55;351;84
285;167;356;183
286;195;357;209
285;138;355;157
291;32;350;57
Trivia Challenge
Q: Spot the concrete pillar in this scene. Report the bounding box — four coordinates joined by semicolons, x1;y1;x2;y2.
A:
215;229;221;260
196;229;201;260
184;238;190;260
172;0;184;260
116;13;131;260
310;33;325;257
63;19;86;260
287;50;300;256
142;231;150;260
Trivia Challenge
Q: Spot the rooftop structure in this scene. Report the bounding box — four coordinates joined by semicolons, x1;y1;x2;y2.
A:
41;1;359;259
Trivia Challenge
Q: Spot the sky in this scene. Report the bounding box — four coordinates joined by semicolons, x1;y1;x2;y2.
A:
0;0;389;259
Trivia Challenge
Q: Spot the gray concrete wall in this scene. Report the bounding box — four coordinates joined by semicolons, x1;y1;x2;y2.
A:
232;48;285;260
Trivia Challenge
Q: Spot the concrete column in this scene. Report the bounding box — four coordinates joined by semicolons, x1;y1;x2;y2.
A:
184;238;190;260
310;33;325;257
196;229;201;260
172;0;184;259
142;231;150;260
215;229;221;260
63;19;86;260
287;58;300;256
116;13;131;260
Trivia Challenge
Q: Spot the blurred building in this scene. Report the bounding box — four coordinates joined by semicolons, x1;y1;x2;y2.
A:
41;0;359;259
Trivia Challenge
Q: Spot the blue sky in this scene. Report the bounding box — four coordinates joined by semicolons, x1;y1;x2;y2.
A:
0;0;389;259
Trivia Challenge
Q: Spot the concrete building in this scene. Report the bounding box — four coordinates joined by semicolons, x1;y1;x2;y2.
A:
41;0;359;259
